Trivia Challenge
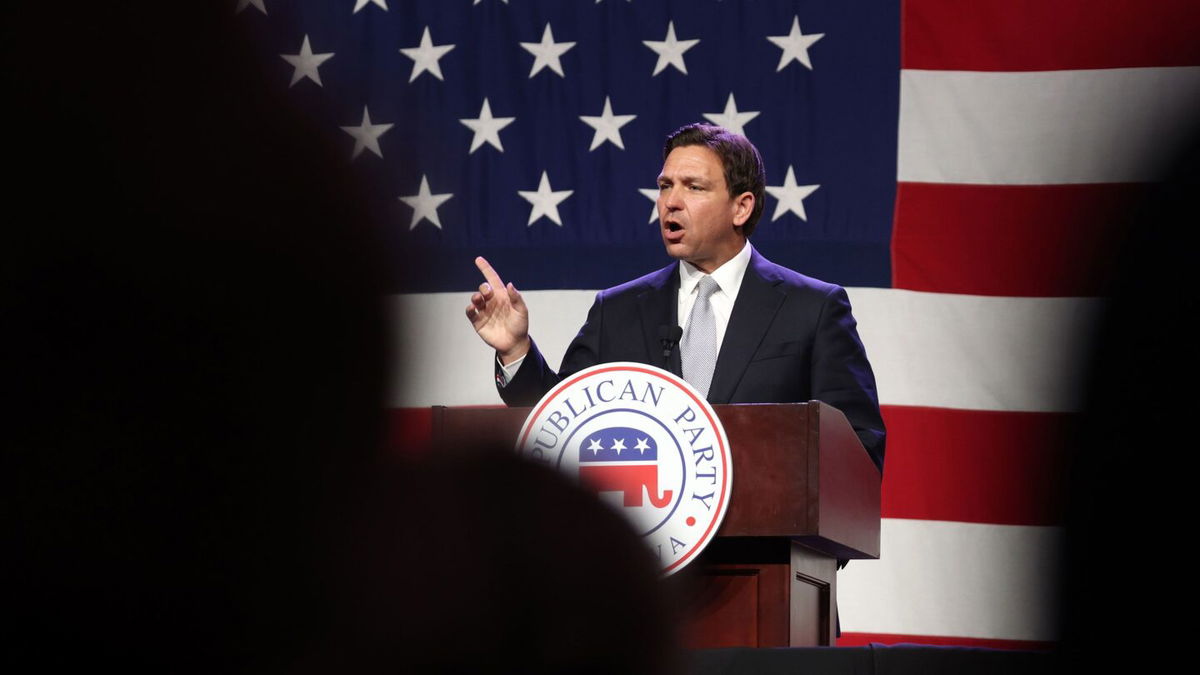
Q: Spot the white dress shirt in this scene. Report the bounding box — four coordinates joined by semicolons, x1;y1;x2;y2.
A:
498;242;753;385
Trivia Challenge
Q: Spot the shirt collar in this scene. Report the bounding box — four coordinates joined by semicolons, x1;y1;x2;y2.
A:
678;241;753;302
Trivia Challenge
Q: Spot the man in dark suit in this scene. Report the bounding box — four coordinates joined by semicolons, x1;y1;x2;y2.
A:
467;123;884;471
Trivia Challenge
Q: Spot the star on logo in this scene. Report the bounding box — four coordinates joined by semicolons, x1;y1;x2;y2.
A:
587;438;604;454
400;26;455;82
702;93;760;138
340;106;393;159
518;172;573;226
280;35;334;88
236;0;267;15
610;438;627;454
766;166;820;221
579;97;637;151
400;175;453;230
767;16;824;71
520;23;576;78
642;21;700;76
638;188;659;223
353;0;387;12
460;98;515;153
634;438;650;453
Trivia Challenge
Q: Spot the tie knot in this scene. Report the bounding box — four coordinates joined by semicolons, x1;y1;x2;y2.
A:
696;275;719;299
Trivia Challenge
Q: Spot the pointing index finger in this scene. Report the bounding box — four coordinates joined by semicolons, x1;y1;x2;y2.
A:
475;256;504;290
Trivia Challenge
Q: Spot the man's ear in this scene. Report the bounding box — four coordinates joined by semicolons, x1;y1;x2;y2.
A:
731;192;755;227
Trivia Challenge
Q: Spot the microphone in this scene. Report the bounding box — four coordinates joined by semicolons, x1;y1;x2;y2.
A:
658;325;683;359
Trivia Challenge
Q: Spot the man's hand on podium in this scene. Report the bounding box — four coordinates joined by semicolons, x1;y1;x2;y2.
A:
466;256;531;365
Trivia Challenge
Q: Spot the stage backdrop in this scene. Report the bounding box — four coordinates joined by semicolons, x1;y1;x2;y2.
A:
238;0;1200;649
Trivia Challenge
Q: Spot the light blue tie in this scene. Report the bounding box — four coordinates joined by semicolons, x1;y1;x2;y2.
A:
681;275;719;397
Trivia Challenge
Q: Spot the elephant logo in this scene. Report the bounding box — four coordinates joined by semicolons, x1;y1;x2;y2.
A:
515;363;732;575
578;426;673;509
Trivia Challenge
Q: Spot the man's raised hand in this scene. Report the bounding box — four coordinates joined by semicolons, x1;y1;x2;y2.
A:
466;256;531;365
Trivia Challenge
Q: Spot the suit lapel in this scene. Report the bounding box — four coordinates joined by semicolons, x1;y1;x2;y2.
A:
637;264;681;375
707;250;785;403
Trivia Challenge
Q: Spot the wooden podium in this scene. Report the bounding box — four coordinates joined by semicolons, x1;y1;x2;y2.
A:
430;401;880;648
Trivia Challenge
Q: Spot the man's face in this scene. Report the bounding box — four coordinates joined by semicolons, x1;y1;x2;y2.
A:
657;145;750;274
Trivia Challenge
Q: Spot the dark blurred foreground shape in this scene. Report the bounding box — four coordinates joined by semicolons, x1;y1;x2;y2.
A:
6;4;675;673
335;453;677;674
6;2;381;670
1058;129;1200;665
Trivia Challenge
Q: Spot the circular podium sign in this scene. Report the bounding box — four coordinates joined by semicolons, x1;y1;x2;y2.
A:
516;363;732;574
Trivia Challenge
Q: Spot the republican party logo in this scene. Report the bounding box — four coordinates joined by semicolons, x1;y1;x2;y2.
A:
516;363;732;574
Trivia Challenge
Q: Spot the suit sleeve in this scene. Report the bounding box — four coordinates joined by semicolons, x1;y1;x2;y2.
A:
811;286;886;472
495;291;605;406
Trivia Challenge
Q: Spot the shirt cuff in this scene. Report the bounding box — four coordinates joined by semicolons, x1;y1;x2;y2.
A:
495;353;526;387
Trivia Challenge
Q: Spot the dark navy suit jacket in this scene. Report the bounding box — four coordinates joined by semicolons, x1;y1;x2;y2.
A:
498;249;885;471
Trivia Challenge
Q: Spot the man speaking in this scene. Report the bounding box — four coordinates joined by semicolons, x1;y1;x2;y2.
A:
466;123;885;471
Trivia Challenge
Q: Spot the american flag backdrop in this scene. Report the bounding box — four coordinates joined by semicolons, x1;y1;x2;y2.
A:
237;0;1200;648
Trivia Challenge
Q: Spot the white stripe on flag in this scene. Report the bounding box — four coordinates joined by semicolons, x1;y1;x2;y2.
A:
848;288;1101;413
388;290;595;407
838;518;1062;642
898;66;1200;184
388;288;1101;413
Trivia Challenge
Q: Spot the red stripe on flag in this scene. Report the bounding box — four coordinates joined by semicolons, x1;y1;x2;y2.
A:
903;0;1200;71
892;182;1144;297
839;631;1053;651
881;406;1076;526
391;405;1076;527
386;406;512;457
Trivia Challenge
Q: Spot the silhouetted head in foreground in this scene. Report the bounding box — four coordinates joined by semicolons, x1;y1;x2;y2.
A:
7;5;674;672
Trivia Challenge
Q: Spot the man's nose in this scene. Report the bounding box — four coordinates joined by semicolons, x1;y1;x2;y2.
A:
660;187;682;210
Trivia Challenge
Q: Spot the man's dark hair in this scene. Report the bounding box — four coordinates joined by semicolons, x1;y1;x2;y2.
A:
663;122;767;236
